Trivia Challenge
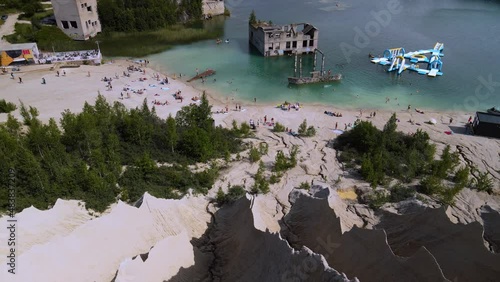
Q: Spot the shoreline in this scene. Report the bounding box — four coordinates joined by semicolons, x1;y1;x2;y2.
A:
143;59;471;117
0;58;475;127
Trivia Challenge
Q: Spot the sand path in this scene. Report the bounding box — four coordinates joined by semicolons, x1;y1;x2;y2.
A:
0;13;20;46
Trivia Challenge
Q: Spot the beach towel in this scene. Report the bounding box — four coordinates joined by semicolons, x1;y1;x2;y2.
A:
241;109;247;112
444;131;453;135
149;84;156;87
333;129;344;134
161;87;170;91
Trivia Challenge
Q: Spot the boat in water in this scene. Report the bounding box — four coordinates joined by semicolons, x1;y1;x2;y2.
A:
187;69;216;82
288;49;342;85
487;107;500;115
288;72;342;85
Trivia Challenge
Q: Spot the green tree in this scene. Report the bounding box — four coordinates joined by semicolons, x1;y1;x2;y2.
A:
166;114;178;153
249;10;257;25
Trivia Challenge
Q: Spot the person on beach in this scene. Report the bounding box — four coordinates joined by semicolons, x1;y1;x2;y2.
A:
196;68;199;75
19;77;23;83
10;72;14;79
408;104;411;110
41;77;46;84
57;71;60;77
63;70;66;76
335;122;338;129
449;117;453;124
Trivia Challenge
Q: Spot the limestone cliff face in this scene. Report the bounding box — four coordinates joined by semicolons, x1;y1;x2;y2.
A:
202;0;225;17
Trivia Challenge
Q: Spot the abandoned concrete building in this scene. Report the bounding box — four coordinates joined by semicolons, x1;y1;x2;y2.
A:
249;22;319;57
52;0;101;41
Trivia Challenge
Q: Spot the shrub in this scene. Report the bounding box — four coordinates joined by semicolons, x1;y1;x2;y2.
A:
419;176;444;195
252;161;269;194
0;99;17;113
389;183;415;202
431;145;460;179
258;142;268;155
269;173;280;184
298;181;310;190
273;122;286;132
248;146;261;163
367;190;389;209
453;166;470;189
297;119;316;137
473;171;493;193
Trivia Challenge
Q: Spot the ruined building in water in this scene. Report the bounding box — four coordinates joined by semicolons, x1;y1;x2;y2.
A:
52;0;101;41
249;22;318;57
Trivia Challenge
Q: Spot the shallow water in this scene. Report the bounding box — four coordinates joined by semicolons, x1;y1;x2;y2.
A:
148;0;500;111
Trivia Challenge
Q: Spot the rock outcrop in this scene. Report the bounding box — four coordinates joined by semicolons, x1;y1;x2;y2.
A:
377;207;500;281
170;197;355;282
283;192;448;282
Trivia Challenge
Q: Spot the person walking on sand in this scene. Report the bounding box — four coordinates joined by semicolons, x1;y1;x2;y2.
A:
42;77;46;84
63;70;66;76
335;122;338;129
56;70;60;77
19;77;23;83
11;72;14;79
449;117;453;124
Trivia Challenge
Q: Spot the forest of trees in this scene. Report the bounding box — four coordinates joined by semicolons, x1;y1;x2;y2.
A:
97;0;203;32
0;0;44;17
0;94;243;213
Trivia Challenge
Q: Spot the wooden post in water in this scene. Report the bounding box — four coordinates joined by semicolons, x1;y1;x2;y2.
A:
299;55;303;78
321;53;325;76
313;50;317;72
294;53;298;77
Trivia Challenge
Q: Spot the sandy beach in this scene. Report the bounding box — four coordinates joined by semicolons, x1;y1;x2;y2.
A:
1;60;499;281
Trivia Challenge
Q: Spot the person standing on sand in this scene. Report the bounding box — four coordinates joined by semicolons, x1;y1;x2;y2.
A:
42;77;46;84
63;70;66;76
19;77;23;83
335;122;338;129
11;72;14;79
56;71;60;77
449;117;453;124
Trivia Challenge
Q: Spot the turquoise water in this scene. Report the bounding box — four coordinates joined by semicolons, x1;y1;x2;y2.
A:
148;0;500;111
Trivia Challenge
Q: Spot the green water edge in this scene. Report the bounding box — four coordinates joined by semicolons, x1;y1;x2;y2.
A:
5;16;226;57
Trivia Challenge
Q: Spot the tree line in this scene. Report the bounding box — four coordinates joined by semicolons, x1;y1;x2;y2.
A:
333;114;493;206
97;0;203;32
0;94;242;213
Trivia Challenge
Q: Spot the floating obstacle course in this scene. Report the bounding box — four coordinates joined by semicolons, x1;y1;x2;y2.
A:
370;42;444;77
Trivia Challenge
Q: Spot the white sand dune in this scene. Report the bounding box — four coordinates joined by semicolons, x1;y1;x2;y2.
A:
115;231;195;282
0;193;209;282
0;199;91;262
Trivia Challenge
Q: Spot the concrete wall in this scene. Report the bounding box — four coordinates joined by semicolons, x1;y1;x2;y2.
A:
249;24;319;57
202;0;225;17
52;0;101;41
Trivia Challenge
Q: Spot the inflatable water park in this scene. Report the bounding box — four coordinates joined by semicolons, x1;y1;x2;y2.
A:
370;42;444;77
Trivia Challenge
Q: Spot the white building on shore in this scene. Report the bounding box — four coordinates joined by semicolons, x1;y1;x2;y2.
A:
52;0;101;41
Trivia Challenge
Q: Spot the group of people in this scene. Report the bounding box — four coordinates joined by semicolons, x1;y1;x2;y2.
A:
151;99;169;106
38;50;100;64
173;90;183;102
324;111;343;117
279;102;301;111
